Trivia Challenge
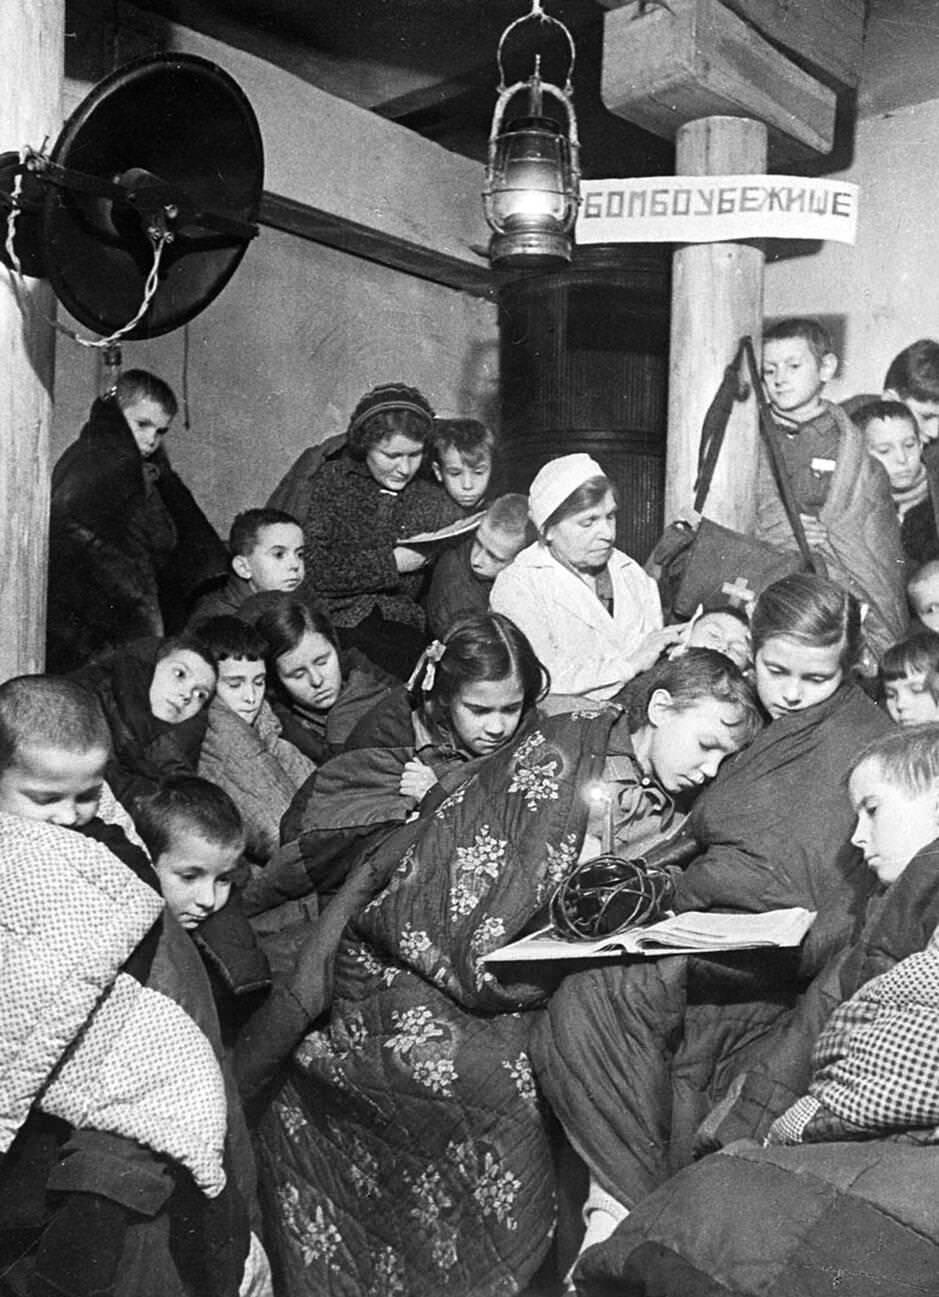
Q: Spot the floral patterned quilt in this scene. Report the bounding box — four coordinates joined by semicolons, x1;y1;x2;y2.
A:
255;709;616;1297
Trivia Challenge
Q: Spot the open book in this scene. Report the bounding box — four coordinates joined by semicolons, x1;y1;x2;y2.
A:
482;907;816;964
398;510;486;546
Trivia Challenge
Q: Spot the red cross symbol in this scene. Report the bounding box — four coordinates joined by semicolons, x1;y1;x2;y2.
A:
721;575;756;608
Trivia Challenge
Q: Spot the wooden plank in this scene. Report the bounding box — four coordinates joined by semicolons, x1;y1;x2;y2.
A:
596;0;866;91
1;0;63;677
260;193;499;299
602;0;837;159
161;26;495;285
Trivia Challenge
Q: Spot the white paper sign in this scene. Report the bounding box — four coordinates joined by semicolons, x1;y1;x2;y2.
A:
576;175;858;245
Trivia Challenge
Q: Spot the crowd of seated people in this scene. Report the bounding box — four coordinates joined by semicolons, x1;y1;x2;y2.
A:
8;328;939;1297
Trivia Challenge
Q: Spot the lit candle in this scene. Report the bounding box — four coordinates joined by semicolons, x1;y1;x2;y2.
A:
586;781;613;856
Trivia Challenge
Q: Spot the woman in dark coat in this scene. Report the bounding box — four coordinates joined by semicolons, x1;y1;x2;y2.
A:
297;383;460;679
47;370;228;673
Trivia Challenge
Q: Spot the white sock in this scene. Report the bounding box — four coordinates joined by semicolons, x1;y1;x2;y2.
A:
580;1180;630;1249
563;1177;630;1288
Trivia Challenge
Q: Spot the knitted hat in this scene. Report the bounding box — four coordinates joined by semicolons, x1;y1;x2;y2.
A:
346;383;435;438
528;453;606;530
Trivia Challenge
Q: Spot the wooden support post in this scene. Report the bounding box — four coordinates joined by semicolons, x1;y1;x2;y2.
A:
0;0;63;678
665;116;766;530
599;0;861;530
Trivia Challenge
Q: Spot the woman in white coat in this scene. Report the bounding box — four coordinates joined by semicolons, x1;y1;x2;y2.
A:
490;453;683;701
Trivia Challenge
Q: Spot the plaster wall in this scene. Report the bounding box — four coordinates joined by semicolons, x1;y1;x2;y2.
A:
51;15;499;534
51;233;498;534
765;3;939;401
765;98;939;400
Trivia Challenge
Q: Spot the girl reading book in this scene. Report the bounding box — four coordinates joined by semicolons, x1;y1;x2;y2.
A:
252;652;759;1297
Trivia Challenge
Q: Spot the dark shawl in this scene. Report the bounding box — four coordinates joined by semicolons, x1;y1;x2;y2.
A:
678;681;891;965
72;637;209;809
268;648;398;765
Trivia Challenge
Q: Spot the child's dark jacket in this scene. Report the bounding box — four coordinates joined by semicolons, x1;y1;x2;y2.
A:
573;842;939;1297
697;839;939;1149
47;395;227;672
423;535;492;639
899;438;939;567
187;573;255;628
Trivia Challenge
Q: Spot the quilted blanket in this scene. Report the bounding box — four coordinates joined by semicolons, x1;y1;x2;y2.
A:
575;1140;939;1296
256;708;618;1297
0;786;229;1196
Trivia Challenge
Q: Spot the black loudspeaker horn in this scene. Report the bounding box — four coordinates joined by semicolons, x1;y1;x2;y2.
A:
0;53;263;339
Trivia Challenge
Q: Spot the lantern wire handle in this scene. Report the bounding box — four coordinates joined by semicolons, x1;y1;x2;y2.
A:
496;0;576;96
488;2;581;165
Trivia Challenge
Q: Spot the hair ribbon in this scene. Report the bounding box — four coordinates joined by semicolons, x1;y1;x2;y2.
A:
406;640;447;693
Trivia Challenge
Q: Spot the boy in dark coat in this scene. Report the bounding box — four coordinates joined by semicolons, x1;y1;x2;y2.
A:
189;508;306;627
755;318;907;659
424;493;532;638
47;370;228;673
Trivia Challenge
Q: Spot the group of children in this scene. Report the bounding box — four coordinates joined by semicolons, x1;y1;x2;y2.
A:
1;395;562;1292
10;324;939;1296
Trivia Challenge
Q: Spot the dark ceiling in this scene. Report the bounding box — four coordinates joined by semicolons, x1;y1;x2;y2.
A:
125;0;674;177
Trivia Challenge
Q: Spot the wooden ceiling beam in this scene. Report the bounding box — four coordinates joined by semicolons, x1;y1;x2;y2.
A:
601;0;838;160
164;27;495;293
595;0;866;92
